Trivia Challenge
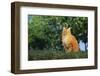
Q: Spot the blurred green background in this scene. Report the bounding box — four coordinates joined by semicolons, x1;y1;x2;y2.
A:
28;15;88;60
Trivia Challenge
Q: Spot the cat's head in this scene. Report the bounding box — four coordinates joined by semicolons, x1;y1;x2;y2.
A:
62;27;71;35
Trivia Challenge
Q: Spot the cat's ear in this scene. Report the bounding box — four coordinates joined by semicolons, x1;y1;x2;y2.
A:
63;27;66;30
67;27;72;33
67;27;71;31
67;27;72;30
63;26;67;30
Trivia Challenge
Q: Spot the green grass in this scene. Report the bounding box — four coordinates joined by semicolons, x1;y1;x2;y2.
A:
28;50;88;60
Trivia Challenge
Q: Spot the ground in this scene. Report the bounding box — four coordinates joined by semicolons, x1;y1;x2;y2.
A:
28;50;88;60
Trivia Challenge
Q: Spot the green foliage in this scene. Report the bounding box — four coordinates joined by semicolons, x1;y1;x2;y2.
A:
28;50;88;60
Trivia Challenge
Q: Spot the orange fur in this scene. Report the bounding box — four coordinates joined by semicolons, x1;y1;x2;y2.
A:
62;27;79;52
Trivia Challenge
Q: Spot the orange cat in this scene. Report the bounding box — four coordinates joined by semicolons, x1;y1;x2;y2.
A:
62;27;79;52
